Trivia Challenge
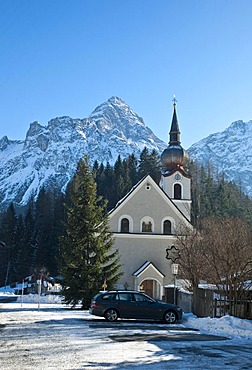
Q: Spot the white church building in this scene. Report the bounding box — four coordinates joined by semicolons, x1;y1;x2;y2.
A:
108;101;193;300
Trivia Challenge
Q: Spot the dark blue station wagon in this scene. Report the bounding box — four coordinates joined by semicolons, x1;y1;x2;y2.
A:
89;290;183;323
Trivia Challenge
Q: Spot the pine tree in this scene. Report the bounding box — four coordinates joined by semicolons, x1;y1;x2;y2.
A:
50;192;66;276
138;147;160;181
113;155;131;203
0;203;17;285
93;162;107;206
126;153;138;185
32;188;54;272
60;156;122;308
103;162;116;210
22;197;36;277
12;214;25;282
147;149;161;182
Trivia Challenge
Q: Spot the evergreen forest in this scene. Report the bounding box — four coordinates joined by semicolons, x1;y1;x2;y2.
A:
0;147;252;287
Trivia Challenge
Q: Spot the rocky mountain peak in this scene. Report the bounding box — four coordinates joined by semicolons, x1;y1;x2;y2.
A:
188;119;252;197
0;97;166;209
0;135;10;151
90;97;145;130
227;120;252;136
107;96;125;105
26;121;44;138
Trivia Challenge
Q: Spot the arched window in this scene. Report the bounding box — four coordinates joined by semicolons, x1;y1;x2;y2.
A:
174;183;182;199
140;216;154;233
163;220;172;235
121;218;129;233
142;221;152;232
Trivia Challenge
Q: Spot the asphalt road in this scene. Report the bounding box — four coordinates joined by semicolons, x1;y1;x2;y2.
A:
88;319;229;341
0;305;252;369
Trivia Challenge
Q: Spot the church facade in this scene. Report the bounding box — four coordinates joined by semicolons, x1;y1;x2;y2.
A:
108;101;193;299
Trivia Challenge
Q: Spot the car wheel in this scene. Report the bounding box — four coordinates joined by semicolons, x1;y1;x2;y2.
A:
104;309;118;322
163;310;177;324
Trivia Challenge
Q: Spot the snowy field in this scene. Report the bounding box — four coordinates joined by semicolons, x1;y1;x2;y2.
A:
0;294;252;369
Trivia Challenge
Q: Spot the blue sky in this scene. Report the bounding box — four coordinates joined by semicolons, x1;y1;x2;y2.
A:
1;0;252;149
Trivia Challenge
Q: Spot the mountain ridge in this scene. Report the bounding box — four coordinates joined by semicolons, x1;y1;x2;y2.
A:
1;96;252;210
0;96;167;209
188;119;252;197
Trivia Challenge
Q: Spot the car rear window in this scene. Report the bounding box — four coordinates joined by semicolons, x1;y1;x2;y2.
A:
101;293;115;301
92;293;102;300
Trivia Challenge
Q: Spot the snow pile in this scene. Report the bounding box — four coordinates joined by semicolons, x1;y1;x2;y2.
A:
0;291;16;297
17;293;63;304
0;285;63;304
184;313;252;340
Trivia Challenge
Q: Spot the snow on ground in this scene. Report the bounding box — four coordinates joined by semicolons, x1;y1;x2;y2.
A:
2;291;251;340
1;288;252;340
0;292;252;369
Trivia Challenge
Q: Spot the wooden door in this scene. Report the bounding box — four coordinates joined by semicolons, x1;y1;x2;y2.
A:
141;280;154;298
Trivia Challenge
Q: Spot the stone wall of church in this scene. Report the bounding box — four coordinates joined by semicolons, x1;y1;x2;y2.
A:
112;235;177;290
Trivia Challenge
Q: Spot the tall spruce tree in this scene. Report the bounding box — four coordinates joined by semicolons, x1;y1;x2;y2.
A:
0;203;17;285
138;147;160;181
12;214;25;282
60;156;122;308
104;162;116;209
32;188;54;272
50;192;65;275
126;153;138;185
113;155;131;203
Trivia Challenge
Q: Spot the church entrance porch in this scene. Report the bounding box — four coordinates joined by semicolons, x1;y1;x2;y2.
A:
133;261;165;301
140;279;162;300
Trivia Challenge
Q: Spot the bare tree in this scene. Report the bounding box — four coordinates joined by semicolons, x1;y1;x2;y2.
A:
176;226;206;288
177;217;252;316
200;218;252;309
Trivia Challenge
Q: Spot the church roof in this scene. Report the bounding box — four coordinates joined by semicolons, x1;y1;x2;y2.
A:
160;166;191;179
133;261;165;277
169;101;181;145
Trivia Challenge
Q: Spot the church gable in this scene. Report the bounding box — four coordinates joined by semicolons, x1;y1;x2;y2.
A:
133;261;165;278
109;175;191;235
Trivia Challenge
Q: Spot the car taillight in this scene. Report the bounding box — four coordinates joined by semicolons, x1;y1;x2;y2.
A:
92;301;99;307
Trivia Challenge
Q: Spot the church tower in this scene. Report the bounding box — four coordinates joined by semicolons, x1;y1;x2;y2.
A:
159;98;191;220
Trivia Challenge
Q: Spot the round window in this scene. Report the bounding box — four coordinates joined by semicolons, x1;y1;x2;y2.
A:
145;183;151;191
174;173;182;181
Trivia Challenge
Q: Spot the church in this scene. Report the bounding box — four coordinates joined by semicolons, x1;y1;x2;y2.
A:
108;100;193;300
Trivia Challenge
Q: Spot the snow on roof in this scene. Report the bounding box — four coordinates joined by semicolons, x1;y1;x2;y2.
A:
133;261;151;276
133;261;165;277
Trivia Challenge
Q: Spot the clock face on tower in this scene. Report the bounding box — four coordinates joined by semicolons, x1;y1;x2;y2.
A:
174;173;182;181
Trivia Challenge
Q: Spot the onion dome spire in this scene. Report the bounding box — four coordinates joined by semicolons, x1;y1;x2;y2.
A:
169;96;181;145
160;97;189;172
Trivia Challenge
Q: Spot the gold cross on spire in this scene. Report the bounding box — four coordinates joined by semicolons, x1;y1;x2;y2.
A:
172;95;177;107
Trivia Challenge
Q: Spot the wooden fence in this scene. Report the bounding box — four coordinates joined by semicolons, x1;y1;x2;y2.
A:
212;297;252;319
193;287;252;320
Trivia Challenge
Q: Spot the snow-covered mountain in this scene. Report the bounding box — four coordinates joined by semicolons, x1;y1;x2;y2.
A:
188;120;252;198
1;96;252;210
0;97;166;209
